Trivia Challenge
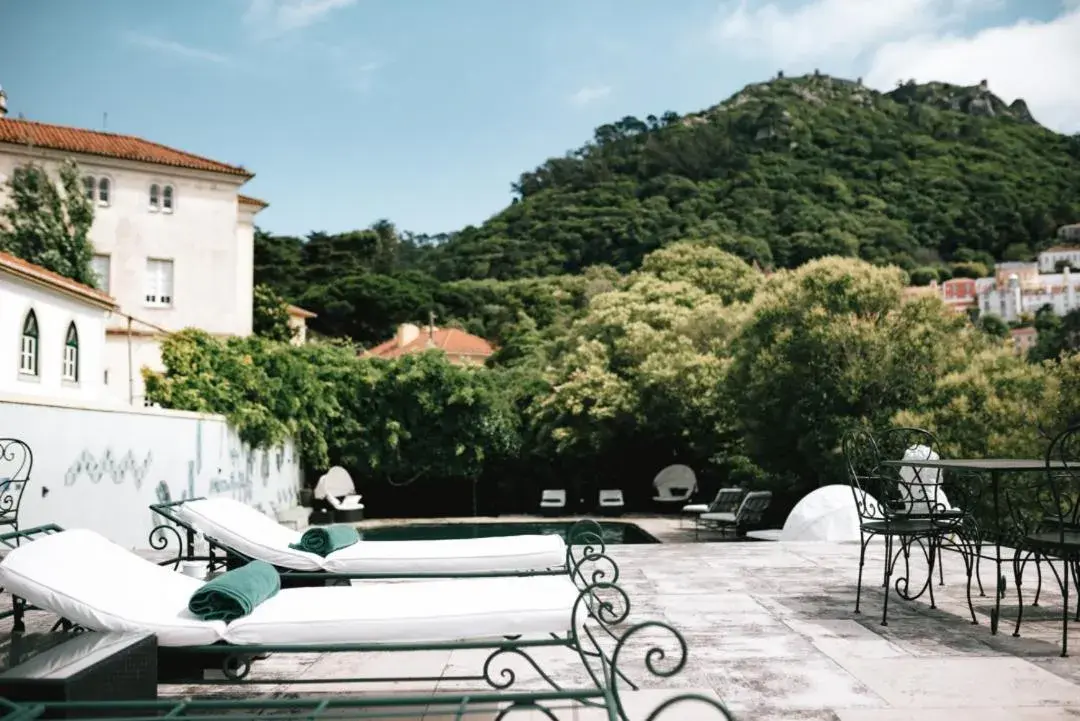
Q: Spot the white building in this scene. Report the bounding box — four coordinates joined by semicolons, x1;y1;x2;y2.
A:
0;250;117;402
1039;245;1080;273
1058;224;1080;243
977;268;1080;322
0;110;266;406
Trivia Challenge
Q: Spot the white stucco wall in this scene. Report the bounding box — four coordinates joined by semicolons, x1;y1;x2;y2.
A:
0;394;303;550
0;273;109;402
102;332;164;407
0;146;255;340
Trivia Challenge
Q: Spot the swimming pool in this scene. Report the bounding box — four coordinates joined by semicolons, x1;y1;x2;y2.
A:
358;521;661;545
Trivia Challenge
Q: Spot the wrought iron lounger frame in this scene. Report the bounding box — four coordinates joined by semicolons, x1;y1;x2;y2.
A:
0;526;724;721
0;690;737;721
148;498;618;586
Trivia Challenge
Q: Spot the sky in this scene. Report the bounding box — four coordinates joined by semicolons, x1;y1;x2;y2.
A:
0;0;1077;238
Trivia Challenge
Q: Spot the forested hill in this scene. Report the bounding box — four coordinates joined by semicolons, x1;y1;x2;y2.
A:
425;73;1080;280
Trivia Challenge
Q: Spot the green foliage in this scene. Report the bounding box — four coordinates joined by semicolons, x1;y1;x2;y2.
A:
145;330;520;484
425;74;1080;280
726;257;976;489
0;159;96;285
977;314;1010;339
252;284;295;343
638;241;761;303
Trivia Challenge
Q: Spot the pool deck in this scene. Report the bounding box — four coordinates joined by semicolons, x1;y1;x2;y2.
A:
6;518;1080;719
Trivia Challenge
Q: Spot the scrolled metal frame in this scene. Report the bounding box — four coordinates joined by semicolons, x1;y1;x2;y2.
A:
843;427;985;626
0;528;734;720
0;439;33;547
0;689;737;721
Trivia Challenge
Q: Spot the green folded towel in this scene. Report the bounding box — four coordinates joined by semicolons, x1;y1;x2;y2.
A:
289;524;361;556
188;560;280;622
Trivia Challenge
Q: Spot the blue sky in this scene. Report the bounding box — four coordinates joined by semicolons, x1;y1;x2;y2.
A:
0;0;1076;238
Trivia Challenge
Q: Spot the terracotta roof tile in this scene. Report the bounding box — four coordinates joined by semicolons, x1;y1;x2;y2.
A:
239;194;269;208
0;118;252;178
286;304;316;318
365;327;494;361
0;251;117;310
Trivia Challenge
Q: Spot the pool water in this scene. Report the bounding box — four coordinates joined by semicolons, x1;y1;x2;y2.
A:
358;521;661;545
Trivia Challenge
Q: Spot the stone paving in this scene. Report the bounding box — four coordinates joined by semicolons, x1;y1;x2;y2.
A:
7;519;1080;720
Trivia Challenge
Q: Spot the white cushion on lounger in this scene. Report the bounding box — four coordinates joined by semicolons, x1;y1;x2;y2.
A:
322;535;566;575
173;497;324;571
175;498;567;575
224;575;580;645
0;529;225;646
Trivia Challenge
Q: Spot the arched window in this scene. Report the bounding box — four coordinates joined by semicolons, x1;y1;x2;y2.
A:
62;323;79;382
19;310;38;376
82;176;95;200
96;177;110;206
149;183;160;210
162;185;174;213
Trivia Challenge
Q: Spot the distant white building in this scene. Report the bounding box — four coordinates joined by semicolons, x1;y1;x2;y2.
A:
1039;245;1080;273
977;268;1080;322
1058;224;1080;243
0;100;266;406
0;250;117;402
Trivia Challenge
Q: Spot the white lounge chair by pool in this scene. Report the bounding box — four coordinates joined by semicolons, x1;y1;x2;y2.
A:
164;497;567;575
652;465;698;503
598;489;624;513
539;489;567;515
0;528;582;647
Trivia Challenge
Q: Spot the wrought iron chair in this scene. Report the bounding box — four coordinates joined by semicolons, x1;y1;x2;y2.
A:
1012;423;1080;656
0;439;32;547
695;490;771;539
843;428;972;626
683;486;743;529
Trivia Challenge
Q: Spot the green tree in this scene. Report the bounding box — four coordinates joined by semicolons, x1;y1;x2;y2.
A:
0;159;95;285
639;241;762;303
726;257;975;489
977;314;1010;339
252;283;296;343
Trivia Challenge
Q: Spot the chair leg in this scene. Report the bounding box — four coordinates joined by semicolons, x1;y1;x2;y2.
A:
1062;556;1070;658
882;535;895;626
855;531;869;615
937;542;945;586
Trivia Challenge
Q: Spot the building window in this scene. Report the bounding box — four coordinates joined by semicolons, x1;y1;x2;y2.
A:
97;177;111;206
83;176;95;200
62;323;79;382
149;184;160;211
145;258;174;307
19;310;38;376
91;253;111;293
162;185;174;213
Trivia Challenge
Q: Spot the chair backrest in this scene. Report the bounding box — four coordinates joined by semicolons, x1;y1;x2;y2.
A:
540;489;567;506
599;489;624;506
1041;424;1080;536
652;465;698;501
734;491;772;526
0;439;32;537
842;428;889;521
709;487;745;513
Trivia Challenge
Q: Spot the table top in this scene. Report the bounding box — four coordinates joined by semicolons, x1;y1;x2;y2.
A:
0;631;154;680
880;458;1069;472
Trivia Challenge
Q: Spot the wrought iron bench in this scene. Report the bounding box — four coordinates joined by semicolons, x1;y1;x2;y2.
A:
0;440;32;549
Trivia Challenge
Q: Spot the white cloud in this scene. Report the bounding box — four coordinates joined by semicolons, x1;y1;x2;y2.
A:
243;0;358;39
711;0;973;66
710;0;1080;133
864;7;1080;132
570;85;612;106
124;32;231;64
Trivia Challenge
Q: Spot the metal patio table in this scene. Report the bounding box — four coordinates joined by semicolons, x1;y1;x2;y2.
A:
880;457;1067;635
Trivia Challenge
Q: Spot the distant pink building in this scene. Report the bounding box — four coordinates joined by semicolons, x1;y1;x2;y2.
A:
941;278;977;312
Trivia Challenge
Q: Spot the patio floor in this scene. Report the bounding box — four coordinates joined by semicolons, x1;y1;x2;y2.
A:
6;524;1080;720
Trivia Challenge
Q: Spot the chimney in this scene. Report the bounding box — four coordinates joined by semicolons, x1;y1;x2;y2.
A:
396;323;420;348
0;86;7;118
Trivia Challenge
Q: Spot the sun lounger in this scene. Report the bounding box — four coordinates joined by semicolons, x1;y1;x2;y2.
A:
152;497;579;579
0;524;687;707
